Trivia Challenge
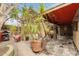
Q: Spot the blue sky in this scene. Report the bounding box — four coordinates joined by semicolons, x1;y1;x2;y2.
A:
18;3;61;12
5;3;61;26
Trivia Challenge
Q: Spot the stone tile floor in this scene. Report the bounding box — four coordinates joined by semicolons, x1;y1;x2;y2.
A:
46;39;77;56
0;36;78;56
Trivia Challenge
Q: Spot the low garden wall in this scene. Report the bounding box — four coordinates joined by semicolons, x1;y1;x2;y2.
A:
0;45;14;56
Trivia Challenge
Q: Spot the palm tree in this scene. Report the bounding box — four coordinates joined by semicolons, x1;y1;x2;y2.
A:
10;4;38;40
39;3;49;37
10;4;28;40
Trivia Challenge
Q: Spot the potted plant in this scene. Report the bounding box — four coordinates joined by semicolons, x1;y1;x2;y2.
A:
30;24;43;53
20;19;43;52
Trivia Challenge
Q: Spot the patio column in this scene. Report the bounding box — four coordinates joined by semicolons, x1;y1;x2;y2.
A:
53;24;57;40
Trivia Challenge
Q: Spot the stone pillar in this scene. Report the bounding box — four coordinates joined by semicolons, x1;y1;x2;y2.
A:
53;24;57;40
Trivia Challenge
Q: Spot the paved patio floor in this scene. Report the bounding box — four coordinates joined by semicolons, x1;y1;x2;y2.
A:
0;37;78;56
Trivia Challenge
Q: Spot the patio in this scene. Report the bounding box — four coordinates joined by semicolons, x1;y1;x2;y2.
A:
0;36;78;56
0;3;79;56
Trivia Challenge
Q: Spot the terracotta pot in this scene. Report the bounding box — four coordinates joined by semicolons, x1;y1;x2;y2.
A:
31;40;43;53
14;35;21;42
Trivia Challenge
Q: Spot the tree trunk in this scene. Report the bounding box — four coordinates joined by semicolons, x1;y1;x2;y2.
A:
0;16;6;30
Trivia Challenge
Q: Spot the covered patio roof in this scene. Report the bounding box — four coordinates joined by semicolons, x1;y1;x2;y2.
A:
43;3;79;25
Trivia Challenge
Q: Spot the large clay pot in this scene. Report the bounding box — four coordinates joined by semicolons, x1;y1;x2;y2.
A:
31;40;43;53
0;31;3;42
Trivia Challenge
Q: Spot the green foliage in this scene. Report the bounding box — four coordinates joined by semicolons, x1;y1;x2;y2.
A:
6;25;17;33
21;5;28;17
31;24;39;34
29;6;33;10
10;7;19;19
10;4;47;40
39;3;46;14
10;26;17;33
35;15;42;23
